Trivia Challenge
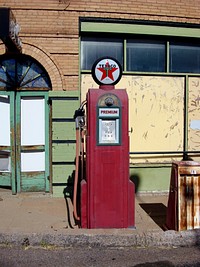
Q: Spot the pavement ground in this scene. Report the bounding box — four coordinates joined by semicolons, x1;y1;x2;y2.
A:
0;188;199;248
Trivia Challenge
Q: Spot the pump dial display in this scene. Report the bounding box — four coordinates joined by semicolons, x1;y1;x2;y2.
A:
101;120;116;142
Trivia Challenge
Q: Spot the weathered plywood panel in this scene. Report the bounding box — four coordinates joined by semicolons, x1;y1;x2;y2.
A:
188;77;200;161
81;74;184;163
125;76;184;161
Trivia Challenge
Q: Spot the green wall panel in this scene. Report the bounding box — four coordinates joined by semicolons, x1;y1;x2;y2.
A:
52;143;75;162
52;101;79;119
52;121;75;140
129;165;171;193
53;185;73;198
52;164;75;183
50;91;80;197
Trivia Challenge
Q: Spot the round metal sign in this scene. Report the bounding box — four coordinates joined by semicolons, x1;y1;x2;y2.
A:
92;57;122;85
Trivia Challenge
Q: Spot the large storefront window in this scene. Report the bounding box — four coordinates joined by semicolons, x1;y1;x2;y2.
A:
81;37;200;74
81;37;123;70
169;42;200;73
127;39;165;72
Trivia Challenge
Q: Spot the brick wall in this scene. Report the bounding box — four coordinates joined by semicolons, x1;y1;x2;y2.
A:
0;0;200;91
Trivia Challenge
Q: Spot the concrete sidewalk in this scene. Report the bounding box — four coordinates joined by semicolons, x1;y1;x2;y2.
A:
0;188;199;248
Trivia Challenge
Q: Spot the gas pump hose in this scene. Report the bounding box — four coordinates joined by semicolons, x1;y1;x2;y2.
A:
73;128;81;221
73;100;86;222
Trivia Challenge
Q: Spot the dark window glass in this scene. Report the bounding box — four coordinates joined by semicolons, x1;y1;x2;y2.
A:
81;37;123;70
127;40;165;72
170;43;200;73
0;55;51;88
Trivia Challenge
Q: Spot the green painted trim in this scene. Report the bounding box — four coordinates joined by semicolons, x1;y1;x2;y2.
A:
81;22;200;38
49;91;79;97
184;76;189;153
16;93;21;193
10;91;16;194
81;70;200;77
45;93;50;192
130;163;172;168
124;39;127;72
166;41;170;73
0;91;13;194
0;92;15;191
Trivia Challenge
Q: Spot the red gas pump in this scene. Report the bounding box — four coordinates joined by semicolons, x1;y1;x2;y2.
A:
74;57;135;228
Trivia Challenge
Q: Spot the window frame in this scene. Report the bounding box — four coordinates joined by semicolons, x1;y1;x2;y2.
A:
80;19;200;75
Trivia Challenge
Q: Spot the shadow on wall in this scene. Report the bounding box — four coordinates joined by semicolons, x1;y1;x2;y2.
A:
130;174;140;194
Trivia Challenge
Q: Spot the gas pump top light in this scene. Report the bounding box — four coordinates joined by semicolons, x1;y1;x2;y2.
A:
92;57;122;86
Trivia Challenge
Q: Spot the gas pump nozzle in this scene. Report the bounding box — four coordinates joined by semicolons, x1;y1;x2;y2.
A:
74;102;86;129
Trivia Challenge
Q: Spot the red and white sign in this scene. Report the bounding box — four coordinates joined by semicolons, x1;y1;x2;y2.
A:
92;57;122;85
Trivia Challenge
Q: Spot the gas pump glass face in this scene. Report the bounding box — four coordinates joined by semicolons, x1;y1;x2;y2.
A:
99;119;119;144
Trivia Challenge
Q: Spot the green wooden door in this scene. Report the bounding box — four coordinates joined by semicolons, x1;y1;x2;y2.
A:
16;92;50;192
0;91;16;193
0;91;49;193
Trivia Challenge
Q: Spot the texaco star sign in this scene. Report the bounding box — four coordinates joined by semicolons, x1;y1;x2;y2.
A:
92;57;122;85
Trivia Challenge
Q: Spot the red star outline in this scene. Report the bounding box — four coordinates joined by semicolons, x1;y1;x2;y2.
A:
97;60;118;81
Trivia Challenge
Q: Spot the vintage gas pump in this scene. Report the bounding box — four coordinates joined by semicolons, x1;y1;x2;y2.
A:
74;57;135;228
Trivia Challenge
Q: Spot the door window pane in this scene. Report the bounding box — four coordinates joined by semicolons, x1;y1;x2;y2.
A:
21;97;45;146
170;43;200;73
81;37;123;70
0;95;10;145
21;151;45;172
0;151;10;172
127;40;165;72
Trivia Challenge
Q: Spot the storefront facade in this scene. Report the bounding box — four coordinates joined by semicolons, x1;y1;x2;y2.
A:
0;1;200;196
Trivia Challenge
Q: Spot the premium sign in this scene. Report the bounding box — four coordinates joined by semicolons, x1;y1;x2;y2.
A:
99;108;119;117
